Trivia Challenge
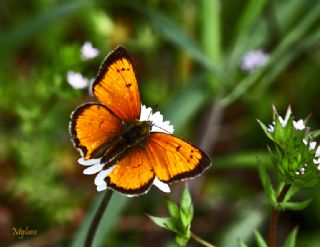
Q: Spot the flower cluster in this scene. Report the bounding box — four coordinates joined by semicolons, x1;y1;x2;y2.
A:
78;105;174;194
258;106;320;187
67;42;99;90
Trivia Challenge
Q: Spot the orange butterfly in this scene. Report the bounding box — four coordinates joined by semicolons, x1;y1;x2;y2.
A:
69;46;211;196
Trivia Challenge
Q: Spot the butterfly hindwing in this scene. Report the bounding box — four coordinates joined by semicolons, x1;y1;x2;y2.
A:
70;103;123;159
92;46;140;122
105;132;211;196
146;132;211;183
106;146;155;196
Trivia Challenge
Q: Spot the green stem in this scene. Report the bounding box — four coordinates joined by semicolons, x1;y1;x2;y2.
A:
191;231;216;247
84;190;113;247
268;184;291;247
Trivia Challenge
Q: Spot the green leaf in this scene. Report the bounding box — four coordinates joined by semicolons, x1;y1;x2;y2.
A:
279;199;312;211
257;119;275;142
238;240;249;247
254;230;268;247
180;186;193;227
283;227;299;247
181;186;192;211
283;185;301;203
258;164;277;205
147;215;172;230
167;200;180;219
176;233;190;247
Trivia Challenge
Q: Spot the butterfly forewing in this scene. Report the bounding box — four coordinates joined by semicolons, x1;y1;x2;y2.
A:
70;103;123;159
92;46;140;122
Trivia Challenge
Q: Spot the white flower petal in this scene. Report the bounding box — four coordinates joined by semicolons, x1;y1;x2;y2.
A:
303;139;308;145
81;42;99;60
94;167;114;185
278;116;287;128
309;142;316;150
67;71;89;89
83;163;103;175
293;119;305;130
317;164;320;171
153;177;170;193
313;158;320;164
97;182;107;191
315;146;320;157
139;104;174;134
78;157;101;166
267;124;274;133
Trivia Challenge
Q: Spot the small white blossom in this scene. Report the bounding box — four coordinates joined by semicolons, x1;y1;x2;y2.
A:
317;165;320;171
315;146;320;157
303;139;308;145
313;158;320;164
309;142;316;150
293;119;305;130
81;42;99;60
241;50;269;72
267;124;274;133
299;167;305;175
279;107;292;127
67;71;89;89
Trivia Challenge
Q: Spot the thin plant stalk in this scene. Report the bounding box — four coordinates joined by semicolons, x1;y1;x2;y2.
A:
191;231;216;247
268;184;291;247
84;190;113;247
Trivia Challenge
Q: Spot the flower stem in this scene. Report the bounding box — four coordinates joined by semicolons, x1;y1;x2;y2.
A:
268;184;291;247
84;190;113;247
191;231;216;247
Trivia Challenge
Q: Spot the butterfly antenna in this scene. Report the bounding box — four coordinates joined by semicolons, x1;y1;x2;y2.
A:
147;104;159;120
151;123;172;134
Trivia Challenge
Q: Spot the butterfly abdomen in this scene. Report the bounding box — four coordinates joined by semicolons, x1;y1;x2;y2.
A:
100;120;151;166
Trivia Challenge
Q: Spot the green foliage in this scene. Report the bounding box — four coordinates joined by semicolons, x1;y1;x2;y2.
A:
148;186;193;246
283;227;299;247
254;231;268;247
258;106;320;188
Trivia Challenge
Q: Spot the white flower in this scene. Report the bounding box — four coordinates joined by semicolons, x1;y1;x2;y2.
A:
278;107;292;127
315;146;320;157
140;104;174;134
81;42;99;60
77;104;175;194
309;142;316;150
67;71;89;89
241;49;269;72
267;124;274;133
313;158;320;164
293;119;305;130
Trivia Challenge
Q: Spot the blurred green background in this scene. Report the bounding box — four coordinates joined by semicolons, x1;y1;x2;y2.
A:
1;0;320;246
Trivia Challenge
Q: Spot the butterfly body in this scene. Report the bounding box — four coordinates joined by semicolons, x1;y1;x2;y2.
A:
70;46;211;196
99;120;151;166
